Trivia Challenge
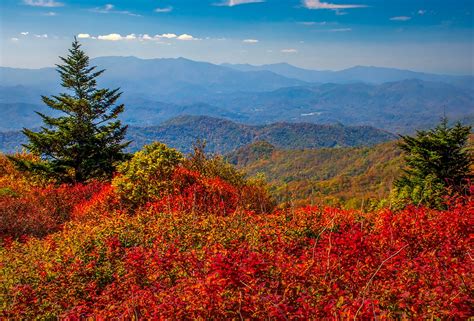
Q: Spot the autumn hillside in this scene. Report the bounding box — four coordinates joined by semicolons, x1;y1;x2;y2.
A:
1;38;472;320
0;145;472;319
228;140;404;209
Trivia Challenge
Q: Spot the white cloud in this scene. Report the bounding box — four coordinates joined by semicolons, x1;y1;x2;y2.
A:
35;34;48;38
390;16;411;21
92;32;199;42
418;10;426;15
243;39;259;43
23;0;63;7
155;33;177;39
20;32;29;36
177;34;199;41
91;4;140;17
77;33;91;39
215;0;264;7
11;37;20;41
302;0;367;10
43;11;57;16
97;33;123;41
154;6;173;13
281;48;298;53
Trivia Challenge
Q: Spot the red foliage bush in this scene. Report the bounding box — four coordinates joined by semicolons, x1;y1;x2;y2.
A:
151;167;240;216
2;191;472;319
0;182;104;239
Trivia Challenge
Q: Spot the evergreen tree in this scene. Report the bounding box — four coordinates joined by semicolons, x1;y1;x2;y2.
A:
393;118;472;208
11;38;130;183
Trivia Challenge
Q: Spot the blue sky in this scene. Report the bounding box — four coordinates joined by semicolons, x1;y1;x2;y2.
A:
1;0;473;74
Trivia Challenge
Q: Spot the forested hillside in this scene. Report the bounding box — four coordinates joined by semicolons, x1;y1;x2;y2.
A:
228;141;404;209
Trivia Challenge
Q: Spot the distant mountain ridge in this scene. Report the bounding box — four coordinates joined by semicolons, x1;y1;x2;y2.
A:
204;79;474;133
0;57;307;104
0;115;396;154
222;62;474;90
1;56;473;134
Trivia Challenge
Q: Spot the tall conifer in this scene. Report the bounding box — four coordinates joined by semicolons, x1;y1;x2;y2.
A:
13;38;129;183
393;118;472;208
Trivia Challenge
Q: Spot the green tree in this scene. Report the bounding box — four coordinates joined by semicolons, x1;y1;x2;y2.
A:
392;118;472;208
11;38;129;183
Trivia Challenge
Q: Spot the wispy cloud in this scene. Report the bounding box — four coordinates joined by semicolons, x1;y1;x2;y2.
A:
20;32;29;36
23;0;63;7
243;39;259;43
11;37;20;41
281;48;298;53
302;0;367;10
390;16;411;21
34;34;48;38
42;11;57;16
417;9;426;15
329;28;352;32
154;6;173;13
215;0;264;7
91;4;141;17
299;21;328;26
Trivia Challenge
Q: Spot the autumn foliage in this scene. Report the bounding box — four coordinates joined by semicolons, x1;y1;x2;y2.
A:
0;150;472;319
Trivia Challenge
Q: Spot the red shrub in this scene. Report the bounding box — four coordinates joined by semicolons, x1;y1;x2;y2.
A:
0;182;105;239
152;167;239;216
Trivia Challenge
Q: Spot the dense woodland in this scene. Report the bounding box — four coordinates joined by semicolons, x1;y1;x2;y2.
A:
0;40;472;319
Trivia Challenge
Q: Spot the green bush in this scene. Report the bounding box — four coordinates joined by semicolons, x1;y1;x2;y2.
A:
112;142;184;206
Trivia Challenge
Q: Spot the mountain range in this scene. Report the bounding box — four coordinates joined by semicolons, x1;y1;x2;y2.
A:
0;115;395;154
222;62;474;90
1;56;473;134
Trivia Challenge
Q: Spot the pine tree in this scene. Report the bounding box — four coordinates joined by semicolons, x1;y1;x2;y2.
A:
393;118;472;208
12;38;130;183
